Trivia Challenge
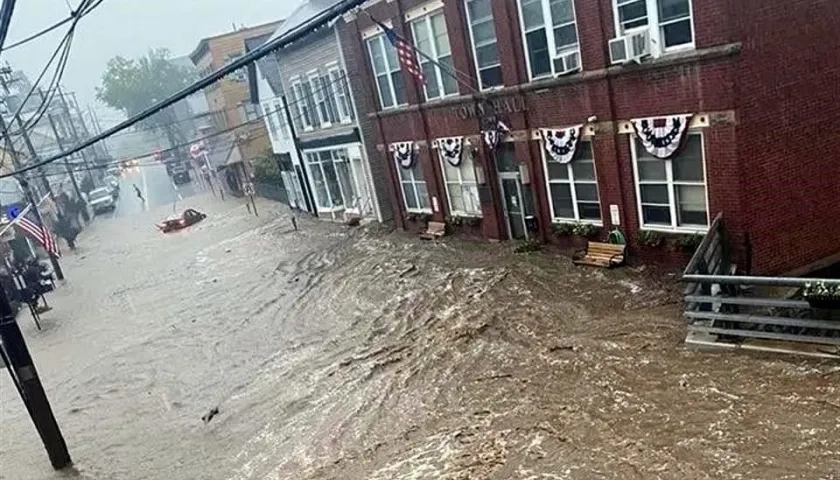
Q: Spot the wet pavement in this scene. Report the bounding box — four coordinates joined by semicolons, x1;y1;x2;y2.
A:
1;196;838;479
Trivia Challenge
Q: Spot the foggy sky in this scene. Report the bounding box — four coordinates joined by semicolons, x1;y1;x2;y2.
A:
2;0;301;126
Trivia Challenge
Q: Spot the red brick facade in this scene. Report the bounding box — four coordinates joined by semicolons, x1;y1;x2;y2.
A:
339;0;840;274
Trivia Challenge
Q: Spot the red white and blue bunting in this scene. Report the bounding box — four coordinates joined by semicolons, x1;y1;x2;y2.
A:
481;121;510;149
539;125;582;164
631;114;693;159
392;141;416;169
436;137;464;166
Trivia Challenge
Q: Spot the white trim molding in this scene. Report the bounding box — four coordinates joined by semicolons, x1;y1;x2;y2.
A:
405;0;444;22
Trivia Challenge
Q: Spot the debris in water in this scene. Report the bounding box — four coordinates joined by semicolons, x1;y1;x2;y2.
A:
398;263;417;277
202;407;219;424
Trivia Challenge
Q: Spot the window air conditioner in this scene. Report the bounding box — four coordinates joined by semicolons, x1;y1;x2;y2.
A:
554;51;581;75
609;29;652;65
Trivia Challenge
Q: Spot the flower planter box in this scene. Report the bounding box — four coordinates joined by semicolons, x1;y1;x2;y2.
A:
806;296;840;310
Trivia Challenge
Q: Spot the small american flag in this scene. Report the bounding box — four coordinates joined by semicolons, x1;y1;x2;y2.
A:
15;209;60;257
374;20;425;83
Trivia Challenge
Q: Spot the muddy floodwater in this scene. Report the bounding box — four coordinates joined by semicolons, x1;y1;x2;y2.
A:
1;196;838;479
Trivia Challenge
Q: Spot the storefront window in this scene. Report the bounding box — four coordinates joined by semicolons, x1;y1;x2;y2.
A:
306;153;331;209
543;141;602;223
439;149;482;216
305;148;372;213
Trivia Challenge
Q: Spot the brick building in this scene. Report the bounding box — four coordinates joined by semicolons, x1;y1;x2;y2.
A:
337;0;840;275
189;21;284;191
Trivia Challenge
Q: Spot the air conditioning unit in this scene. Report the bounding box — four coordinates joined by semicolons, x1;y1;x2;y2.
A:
554;51;581;76
609;29;652;65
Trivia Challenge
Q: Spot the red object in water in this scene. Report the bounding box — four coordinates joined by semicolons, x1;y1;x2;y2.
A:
157;209;206;233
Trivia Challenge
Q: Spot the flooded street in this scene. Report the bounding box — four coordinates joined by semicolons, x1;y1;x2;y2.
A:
1;196;838;480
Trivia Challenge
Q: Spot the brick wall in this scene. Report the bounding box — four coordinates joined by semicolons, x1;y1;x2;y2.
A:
732;0;840;274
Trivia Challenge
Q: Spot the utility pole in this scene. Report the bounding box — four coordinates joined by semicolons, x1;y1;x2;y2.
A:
0;284;72;470
47;113;83;201
0;69;54;200
56;87;94;189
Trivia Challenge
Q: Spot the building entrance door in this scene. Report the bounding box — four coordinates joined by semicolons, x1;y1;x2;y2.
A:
499;172;528;240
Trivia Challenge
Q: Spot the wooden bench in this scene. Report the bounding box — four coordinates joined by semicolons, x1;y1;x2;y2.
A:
419;221;446;240
573;242;626;268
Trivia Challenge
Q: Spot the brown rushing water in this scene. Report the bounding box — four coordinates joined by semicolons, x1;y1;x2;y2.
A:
1;196;838;480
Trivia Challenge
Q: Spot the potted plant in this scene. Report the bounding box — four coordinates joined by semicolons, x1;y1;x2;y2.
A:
803;281;840;309
638;230;664;248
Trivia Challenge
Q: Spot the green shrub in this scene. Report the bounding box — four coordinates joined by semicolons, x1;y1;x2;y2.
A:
638;230;663;247
514;238;542;253
675;233;705;253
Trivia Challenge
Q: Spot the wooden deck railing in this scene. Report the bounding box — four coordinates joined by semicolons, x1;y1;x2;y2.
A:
681;214;840;347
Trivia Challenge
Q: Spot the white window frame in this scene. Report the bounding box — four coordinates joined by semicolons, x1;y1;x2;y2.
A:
409;8;458;100
541;140;603;225
263;102;278;141
612;0;695;55
273;100;289;140
438;149;482;217
395;159;431;214
327;64;353;123
289;77;314;132
308;70;333;128
630;131;709;233
366;33;406;110
305;150;345;212
464;0;503;91
517;0;582;81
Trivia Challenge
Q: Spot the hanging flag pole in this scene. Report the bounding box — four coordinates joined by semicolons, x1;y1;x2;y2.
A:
366;13;479;95
364;11;509;144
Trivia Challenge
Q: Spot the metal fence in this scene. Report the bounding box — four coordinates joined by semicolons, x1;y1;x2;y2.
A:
254;181;288;205
682;213;840;347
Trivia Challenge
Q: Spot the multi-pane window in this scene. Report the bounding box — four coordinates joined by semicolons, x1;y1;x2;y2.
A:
290;80;315;131
310;73;337;126
465;0;502;89
410;11;458;100
614;0;694;51
306;151;345;210
367;33;407;109
396;158;430;212
329;67;353;122
440;150;482;216
519;0;580;79
633;133;708;230
543;141;602;222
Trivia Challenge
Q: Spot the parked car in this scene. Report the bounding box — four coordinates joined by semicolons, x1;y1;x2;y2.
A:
104;175;120;198
89;187;116;214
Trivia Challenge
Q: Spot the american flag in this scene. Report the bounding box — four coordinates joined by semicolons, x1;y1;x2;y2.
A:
373;19;425;83
14;208;60;257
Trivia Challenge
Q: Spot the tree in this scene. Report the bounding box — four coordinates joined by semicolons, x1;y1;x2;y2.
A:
96;48;196;158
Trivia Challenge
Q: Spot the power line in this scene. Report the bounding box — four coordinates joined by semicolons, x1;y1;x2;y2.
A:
1;0;106;52
0;0;370;180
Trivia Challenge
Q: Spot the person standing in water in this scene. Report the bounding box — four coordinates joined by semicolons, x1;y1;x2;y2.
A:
133;184;144;202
